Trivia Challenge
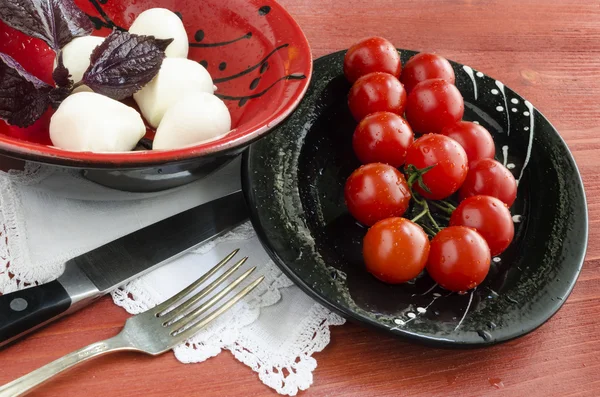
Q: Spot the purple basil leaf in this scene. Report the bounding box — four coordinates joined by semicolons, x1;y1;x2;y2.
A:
49;86;70;108
82;30;173;100
0;52;52;127
52;52;72;88
0;0;93;50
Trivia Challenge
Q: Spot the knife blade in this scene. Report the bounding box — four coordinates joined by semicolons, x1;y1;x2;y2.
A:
0;190;249;348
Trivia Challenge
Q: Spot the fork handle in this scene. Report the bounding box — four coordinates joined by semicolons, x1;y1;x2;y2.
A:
0;334;132;397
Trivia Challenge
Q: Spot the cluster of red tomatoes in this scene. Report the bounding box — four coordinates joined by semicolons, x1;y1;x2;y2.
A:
342;37;518;292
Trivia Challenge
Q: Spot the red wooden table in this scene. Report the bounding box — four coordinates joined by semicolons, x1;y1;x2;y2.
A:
1;0;599;395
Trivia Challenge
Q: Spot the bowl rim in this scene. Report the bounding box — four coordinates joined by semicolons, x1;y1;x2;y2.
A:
242;49;589;347
0;1;313;169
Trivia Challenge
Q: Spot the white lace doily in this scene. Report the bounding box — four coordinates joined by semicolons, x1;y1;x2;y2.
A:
0;158;344;395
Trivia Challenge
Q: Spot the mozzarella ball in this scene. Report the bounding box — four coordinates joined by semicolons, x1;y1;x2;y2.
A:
128;8;188;58
153;92;231;150
50;92;146;152
133;58;214;128
56;36;104;93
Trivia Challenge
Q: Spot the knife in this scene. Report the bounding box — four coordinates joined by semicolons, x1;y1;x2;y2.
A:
0;190;249;348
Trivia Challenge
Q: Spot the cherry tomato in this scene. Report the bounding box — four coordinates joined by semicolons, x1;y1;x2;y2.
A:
459;158;517;206
450;195;514;256
343;36;402;83
404;134;469;200
344;163;411;226
348;72;407;121
400;53;455;93
441;121;495;166
352;112;414;167
427;226;491;292
405;78;464;134
363;217;430;284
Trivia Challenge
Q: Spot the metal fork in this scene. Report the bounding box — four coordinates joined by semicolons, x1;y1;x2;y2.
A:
0;249;263;397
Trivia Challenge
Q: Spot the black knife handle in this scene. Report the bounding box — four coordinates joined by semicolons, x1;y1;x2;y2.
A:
0;281;71;346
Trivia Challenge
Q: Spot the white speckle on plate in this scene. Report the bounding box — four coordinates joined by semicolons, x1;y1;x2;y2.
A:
476;71;484;77
491;88;499;95
433;292;442;297
524;127;529;131
416;307;427;314
507;163;515;169
511;108;517;112
523;111;530;116
511;98;519;104
493;257;501;263
394;318;404;325
512;214;522;223
407;312;416;319
472;120;480;124
496;106;504;111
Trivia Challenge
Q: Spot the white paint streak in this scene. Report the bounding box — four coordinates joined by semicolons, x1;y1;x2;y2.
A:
463;65;478;100
420;283;438;296
501;145;509;166
454;289;475;331
495;80;510;135
517;100;535;185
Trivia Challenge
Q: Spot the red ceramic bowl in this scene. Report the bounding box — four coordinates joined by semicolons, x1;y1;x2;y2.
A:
0;0;311;191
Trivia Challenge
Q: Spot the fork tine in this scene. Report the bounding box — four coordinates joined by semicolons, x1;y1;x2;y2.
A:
171;276;264;339
160;256;248;322
166;266;257;327
154;249;239;316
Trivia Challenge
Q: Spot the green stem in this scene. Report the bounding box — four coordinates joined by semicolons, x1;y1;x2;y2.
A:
420;224;437;236
411;207;428;223
425;204;442;232
439;199;456;211
428;200;455;215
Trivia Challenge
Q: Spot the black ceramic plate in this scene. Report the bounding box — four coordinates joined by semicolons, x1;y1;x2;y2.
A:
242;50;588;347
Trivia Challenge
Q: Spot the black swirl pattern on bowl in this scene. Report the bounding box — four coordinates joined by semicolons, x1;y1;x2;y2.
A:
85;0;306;108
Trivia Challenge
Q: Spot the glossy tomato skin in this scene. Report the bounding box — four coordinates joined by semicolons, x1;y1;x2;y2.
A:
450;195;514;256
343;36;402;83
459;158;517;206
344;163;411;226
404;134;469;200
348;72;407;121
405;79;464;134
352;112;414;167
400;53;455;93
441;121;496;166
427;226;491;292
363;217;430;284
